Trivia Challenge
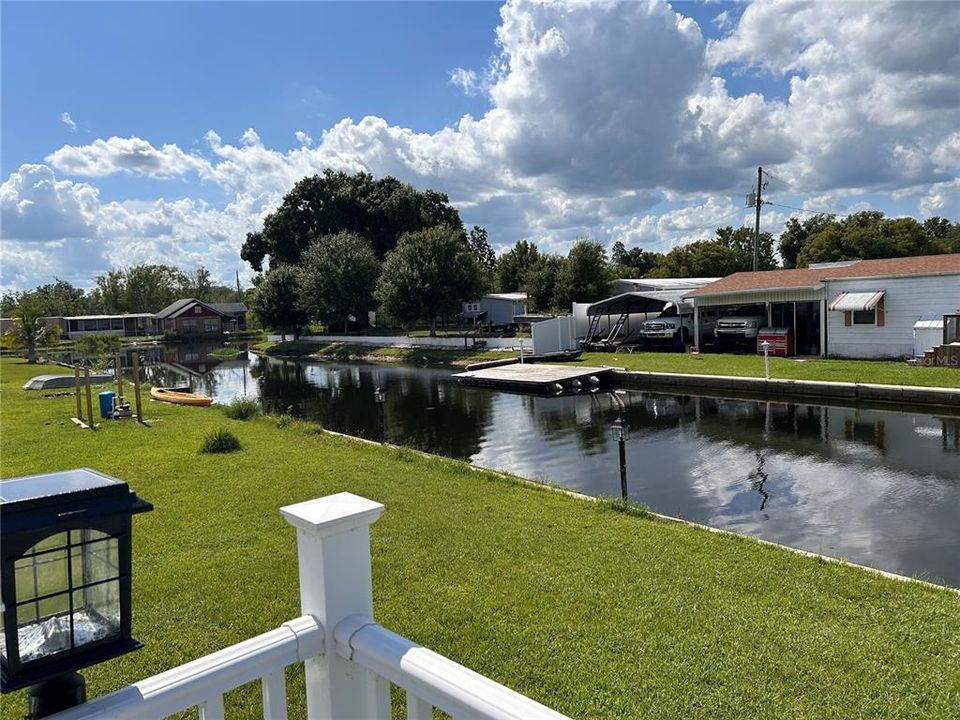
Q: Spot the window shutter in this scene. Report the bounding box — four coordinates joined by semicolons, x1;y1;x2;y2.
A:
876;300;885;327
844;311;852;327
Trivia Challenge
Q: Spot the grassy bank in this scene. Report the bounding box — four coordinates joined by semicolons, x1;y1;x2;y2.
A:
1;358;958;719
251;339;959;387
252;339;507;366
580;350;960;388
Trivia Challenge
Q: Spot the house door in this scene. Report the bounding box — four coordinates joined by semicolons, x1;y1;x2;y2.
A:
794;301;820;355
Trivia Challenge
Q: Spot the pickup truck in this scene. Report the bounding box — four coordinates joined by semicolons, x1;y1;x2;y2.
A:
715;312;767;351
639;304;717;350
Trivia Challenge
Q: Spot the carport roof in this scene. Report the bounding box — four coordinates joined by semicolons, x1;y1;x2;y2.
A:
587;290;688;316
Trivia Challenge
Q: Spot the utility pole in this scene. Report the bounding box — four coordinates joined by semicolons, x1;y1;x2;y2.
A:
236;270;242;302
753;165;763;272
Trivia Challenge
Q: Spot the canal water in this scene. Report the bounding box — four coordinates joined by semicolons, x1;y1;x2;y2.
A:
135;344;960;587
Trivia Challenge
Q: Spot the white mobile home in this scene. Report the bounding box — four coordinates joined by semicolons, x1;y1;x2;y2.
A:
462;293;528;327
687;254;960;358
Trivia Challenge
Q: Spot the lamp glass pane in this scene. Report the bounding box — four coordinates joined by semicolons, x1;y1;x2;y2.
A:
9;530;124;664
72;580;121;647
32;532;68;554
16;594;72;662
16;549;69;601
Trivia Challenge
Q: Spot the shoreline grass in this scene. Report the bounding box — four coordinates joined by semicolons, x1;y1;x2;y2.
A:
1;358;958;719
580;350;960;388
252;339;960;388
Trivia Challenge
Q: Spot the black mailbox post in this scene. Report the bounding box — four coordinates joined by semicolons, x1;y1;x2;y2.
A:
0;469;152;717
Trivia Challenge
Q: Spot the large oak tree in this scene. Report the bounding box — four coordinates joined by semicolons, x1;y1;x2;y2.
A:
241;170;463;272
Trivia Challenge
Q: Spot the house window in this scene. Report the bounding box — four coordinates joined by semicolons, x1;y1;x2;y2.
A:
203;318;219;332
181;318;197;332
194;305;202;314
853;309;876;325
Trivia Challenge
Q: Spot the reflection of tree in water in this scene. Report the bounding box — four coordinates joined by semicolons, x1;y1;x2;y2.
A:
254;361;493;460
521;391;698;455
383;377;493;459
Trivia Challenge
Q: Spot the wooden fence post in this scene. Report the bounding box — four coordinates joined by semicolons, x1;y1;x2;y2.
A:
280;493;390;720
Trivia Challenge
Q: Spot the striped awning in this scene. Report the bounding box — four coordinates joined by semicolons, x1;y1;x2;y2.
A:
828;290;885;312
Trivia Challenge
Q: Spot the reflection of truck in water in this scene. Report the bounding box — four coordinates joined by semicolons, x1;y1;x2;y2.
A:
639;304;717;349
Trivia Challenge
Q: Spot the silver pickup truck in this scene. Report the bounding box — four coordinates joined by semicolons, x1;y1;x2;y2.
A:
715;313;767;350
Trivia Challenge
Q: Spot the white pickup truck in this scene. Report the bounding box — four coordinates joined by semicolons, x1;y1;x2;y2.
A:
639;304;717;350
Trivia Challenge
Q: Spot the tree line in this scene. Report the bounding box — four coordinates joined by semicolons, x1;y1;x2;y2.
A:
1;265;242;319
5;168;957;338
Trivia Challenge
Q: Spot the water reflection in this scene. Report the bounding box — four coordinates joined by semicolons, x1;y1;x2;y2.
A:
250;356;494;458
73;347;960;587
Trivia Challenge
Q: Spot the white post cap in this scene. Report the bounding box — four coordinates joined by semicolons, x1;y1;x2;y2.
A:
280;492;384;536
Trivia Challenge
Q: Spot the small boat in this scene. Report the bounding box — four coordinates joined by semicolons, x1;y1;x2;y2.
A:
149;387;213;407
522;350;583;363
23;373;113;390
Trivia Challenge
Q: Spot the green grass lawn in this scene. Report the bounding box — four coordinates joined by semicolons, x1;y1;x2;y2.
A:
1;358;958;719
580;350;960;388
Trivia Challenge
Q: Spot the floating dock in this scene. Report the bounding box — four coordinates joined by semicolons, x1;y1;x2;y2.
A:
453;363;614;393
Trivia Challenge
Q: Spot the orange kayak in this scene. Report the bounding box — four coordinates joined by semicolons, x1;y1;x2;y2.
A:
150;387;213;407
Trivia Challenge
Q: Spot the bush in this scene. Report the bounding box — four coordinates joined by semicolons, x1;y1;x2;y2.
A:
200;428;242;454
223;396;261;420
275;413;294;429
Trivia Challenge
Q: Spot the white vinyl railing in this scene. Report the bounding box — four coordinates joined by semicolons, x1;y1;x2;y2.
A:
46;492;569;720
335;615;568;720
49;615;324;720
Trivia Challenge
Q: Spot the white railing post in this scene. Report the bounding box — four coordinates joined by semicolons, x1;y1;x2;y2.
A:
280;493;390;720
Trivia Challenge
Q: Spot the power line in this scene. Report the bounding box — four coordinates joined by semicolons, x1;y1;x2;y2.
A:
766;201;848;219
668;206;748;233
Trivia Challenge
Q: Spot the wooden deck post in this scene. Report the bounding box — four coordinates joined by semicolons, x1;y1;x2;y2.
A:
132;353;143;423
115;351;123;401
280;493;390;720
84;366;95;428
74;364;83;420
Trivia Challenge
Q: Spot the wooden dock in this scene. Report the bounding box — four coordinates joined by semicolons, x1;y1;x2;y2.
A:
453;363;614;393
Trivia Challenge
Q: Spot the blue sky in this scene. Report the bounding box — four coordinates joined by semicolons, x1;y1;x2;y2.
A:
2;1;958;290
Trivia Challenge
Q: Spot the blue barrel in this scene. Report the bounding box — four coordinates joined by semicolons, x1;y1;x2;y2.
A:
98;391;116;419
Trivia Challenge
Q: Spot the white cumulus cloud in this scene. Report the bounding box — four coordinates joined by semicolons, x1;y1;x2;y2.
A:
4;0;959;290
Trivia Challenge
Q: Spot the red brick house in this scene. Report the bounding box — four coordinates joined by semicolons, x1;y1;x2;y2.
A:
155;298;227;336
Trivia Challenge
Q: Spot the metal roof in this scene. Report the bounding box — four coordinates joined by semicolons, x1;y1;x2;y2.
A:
63;313;156;321
587;290;689;316
483;293;528;302
614;277;720;289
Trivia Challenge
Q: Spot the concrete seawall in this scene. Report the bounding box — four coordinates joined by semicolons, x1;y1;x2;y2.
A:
614;370;960;412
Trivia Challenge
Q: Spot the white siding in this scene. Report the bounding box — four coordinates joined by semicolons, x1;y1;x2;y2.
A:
826;275;960;358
